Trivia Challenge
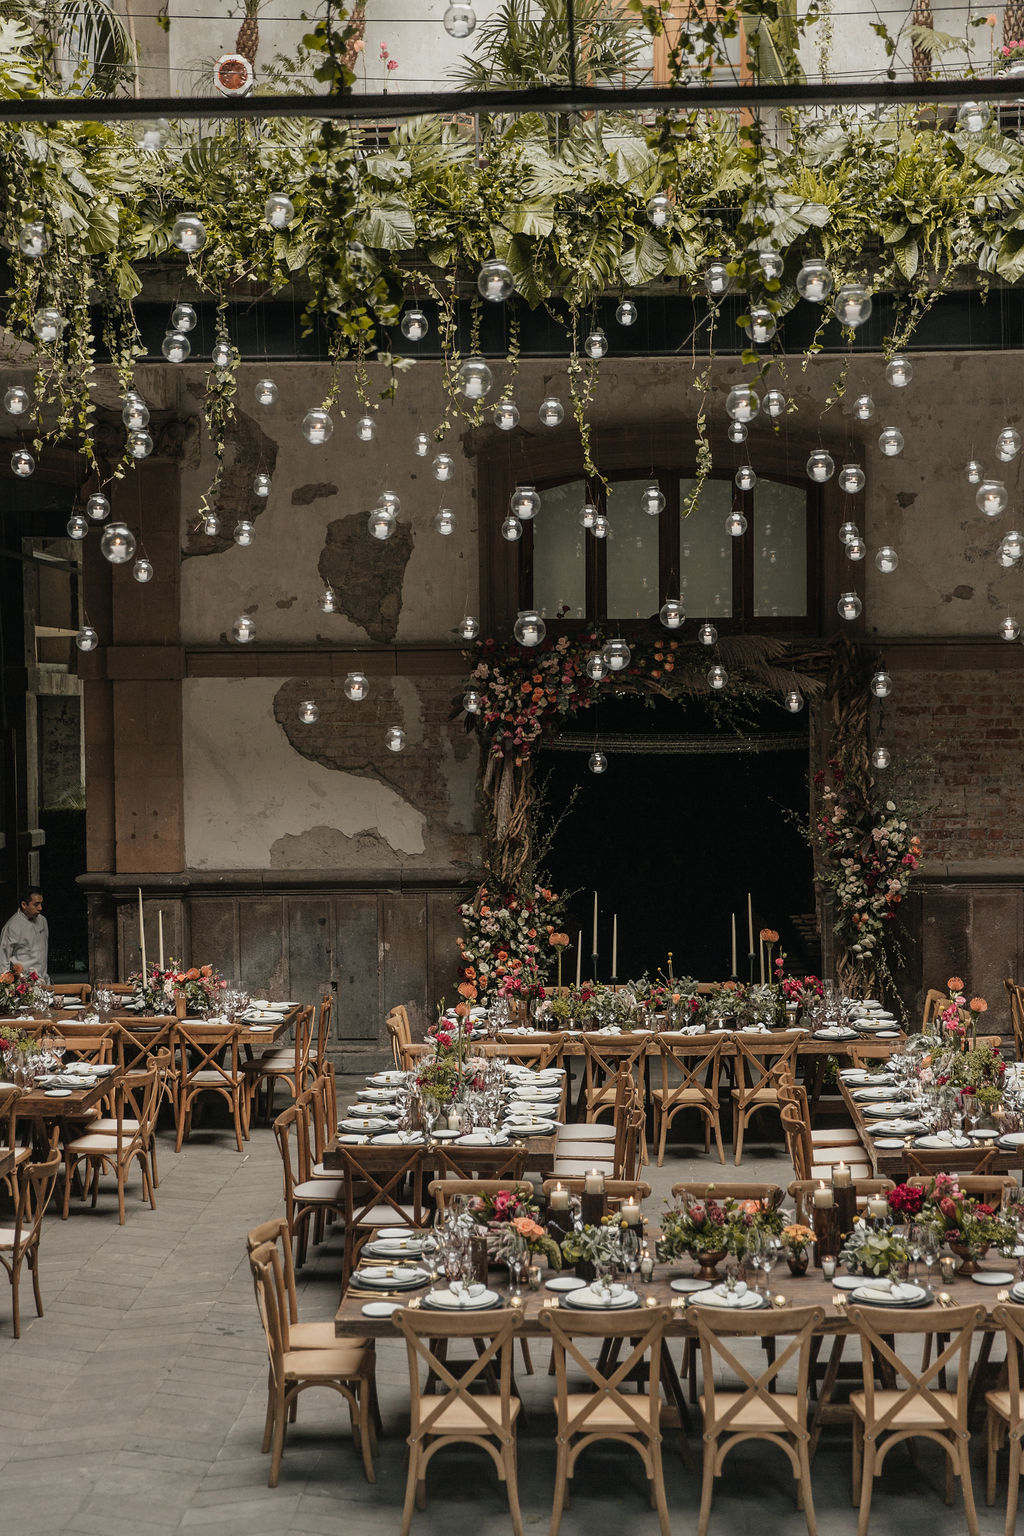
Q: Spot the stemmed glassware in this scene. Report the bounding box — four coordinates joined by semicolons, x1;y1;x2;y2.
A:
746;1229;765;1294
919;1227;939;1288
759;1234;779;1293
621;1227;642;1289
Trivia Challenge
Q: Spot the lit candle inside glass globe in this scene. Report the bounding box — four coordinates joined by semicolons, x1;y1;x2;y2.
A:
795;259;833;302
255;378;278;406
1002;529;1024;560
232;616;255;644
432;454;454;481
705;261;731;297
212;340;233;369
318;587;338;613
977;480;1007;516
875;545;899;573
578;503;597;530
591;514;610;539
400;308;428;341
11;449;35;477
386;723;407;751
298;700;319;724
833;284;872;327
806;449;835;483
433;508;456;535
302;409;333;445
853;394;875;421
837;592;863;620
839;464;865;494
646;193;671;228
725;384;759;422
414;432;430;456
514;610;545;647
585;653;608;680
477;259;514;302
784;690;804;713
996;428;1021;461
458;615;480;641
67;515;88;540
123;393;149;426
615;299;637;326
878;427;904;457
443;4;477;39
641;483;665;516
462;689;482;714
264;193;294;230
735;465;757;491
493;400;519;430
885;355;913;387
839;522;860;545
501;516;522;542
584;329;608;359
4;385;30;415
162;331;190;363
457;355;493;400
707;665;728;690
86;494;110;521
133;557;154;584
32;308;65;343
539;398;564;427
698;622;718;646
127;430;153;460
762;389;787;419
510;486;541;520
957;100;990;133
253;473;271;498
203;514;220;535
999;616;1021;641
845;536;866;561
602;638;631;671
76;625;99;652
659;599;684;629
757;248;783;281
171;303;196;331
965;459;983;484
727;421;747;445
356;416;376;441
726;510;747;537
233;520;254;546
870;670;893;697
748;306;776;345
18;222;48;258
871;746;891;769
172;214;206;253
379;491;401;515
344;671;369;701
368;508;396;540
588;751;608;774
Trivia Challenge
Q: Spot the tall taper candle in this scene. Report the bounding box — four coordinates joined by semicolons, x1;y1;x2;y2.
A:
575;930;582;989
138;887;147;978
747;891;754;954
731;913;737;977
592;891;598;956
158;909;165;972
611;915;618;978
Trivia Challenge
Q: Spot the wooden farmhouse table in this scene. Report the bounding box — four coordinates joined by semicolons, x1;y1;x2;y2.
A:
839;1075;1024;1182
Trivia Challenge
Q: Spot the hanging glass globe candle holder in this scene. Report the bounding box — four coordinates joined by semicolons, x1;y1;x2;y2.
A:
462;688;482;714
127;430;153;459
539;397;564;427
726;510;748;537
869;671;892;699
763;389;787;419
584;328;608;359
707;664;728;690
298;700;319;724
379;490;401;515
162;330;190;363
578;501;597;530
67;514;88;540
432;453;454;481
871;745;891;770
646;193;671;228
253;472;271;498
510;485;541;520
1002;528;1024;560
514;610;545;647
999;615;1021;641
833;284;873;327
588;751;608;774
400;307;428;341
885;354;913;387
602;638;631;671
501;516;522;542
457;355;493;400
757;248;783;281
839;521;860;545
591;513;610;539
18;222;48;258
344;671;369;701
659;598;684;629
122;397;149;430
845;535;867;561
839;463;866;494
725;383;759;422
493;400;519;431
458;615;480;641
232;615;255;643
356;416;376;441
697;622;718;646
641;483;665;516
837;591;863;620
101;523;136;563
704;261;731;298
853;394;875;421
86;493;109;521
748;306;777;345
11;448;34;477
957;100;990;132
233;520;254;547
172;303;197;332
318;587;338;613
727;421;747;445
806;449;835;483
477;259;514;301
31;307;65;343
414;432;430;456
734;465;757;491
75;625;99;652
203;513;220;535
615;299;638;326
4;385;30;415
977;479;1007;516
433;508;456;536
172;213;206;253
998;542;1020;568
784;690;804;713
368;507;396;540
264;193;294;230
133;557;154;583
795;259;833;302
443;3;477;37
255;378;278;406
302;408;333;445
965;459;983;484
878;426;904;456
585;652;608;680
875;545;899;573
996;428;1021;461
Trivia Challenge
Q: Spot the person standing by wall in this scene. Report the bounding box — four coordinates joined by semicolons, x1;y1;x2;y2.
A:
0;888;49;982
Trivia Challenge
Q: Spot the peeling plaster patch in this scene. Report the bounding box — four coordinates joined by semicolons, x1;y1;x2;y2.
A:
440;731;479;833
896;492;917;508
270;824;396;870
319;512;414;643
952;584;974;600
275;596;298;608
182;677;426;867
292;482;338;505
392;675;426;747
182;406;278;558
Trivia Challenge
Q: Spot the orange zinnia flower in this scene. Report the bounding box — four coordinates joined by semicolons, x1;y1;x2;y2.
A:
457;981;476;999
969;996;988;1013
759;928;779;943
947;976;964;993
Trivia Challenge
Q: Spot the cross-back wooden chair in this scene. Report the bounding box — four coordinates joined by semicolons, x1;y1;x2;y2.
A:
672;1179;784;1204
730;1031;801;1163
540;1302;672;1536
334;1142;426;1287
781;1100;812;1181
695;1303;824;1536
986;1301;1024;1536
87;1044;171;1189
428;1141;529;1184
61;1064;160;1225
272;1102;345;1269
248;1240;377;1487
580;1033;649;1124
175;1020;246;1152
905;1146;996;1179
392;1305;524;1536
0;1148;60;1337
848;1301;985;1536
0;1082;27;1197
242;1004;313;1127
779;1083;871;1182
922;987;949;1031
908;1172;1016;1208
778;1069;862;1152
114;1019;179;1146
652;1033;725;1166
247;1216;344;1350
554;1067;644;1178
1003;979;1024;1060
428;1177;535;1216
386;1005;413;1069
477;1037;567;1071
51;982;90;1004
312;992;333;1079
46;1021;117;1064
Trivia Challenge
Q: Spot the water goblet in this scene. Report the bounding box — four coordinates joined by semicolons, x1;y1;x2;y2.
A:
746;1229;766;1294
759;1235;779;1292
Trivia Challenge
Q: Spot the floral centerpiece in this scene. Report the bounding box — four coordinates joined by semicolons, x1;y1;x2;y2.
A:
559;1214;626;1272
415;1009;471;1110
128;961;226;1015
916;1174;1014;1272
657;1190;784;1278
781;1223;816;1258
934;976;991;1048
998;39;1024;70
455;881;567;1012
0;968;46;1017
470;1186;562;1269
0;1022;44;1081
840;1221;911;1277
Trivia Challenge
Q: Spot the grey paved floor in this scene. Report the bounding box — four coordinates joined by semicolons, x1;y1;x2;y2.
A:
0;1075;1013;1535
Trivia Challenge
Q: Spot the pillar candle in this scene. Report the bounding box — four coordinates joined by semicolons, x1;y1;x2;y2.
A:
731;913;737;976
592;891;598;955
158;909;165;972
575;930;582;989
833;1162;851;1189
548;1183;569;1211
584;1169;605;1194
138;887;147;978
867;1196;888;1219
747;891;754;954
813;1182;834;1209
611;915;618;978
621;1199;641;1226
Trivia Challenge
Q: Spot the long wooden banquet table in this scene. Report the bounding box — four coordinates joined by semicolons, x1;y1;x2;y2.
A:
838;1075;1024;1181
11;1004;298;1054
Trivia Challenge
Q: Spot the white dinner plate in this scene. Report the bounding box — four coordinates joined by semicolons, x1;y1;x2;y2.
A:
350;1265;429;1289
361;1301;401;1318
368;1071;409;1087
875;1031;900;1039
687;1288;767;1310
504;1120;555;1136
873;1138;907;1150
999;1131;1024;1147
423;1287;501;1310
670;1277;712;1293
832;1274;866;1290
867;1120;924;1136
914;1134;972;1150
562;1285;639;1310
357;1088;398;1101
247;1024;273;1032
339;1117;390;1133
815;1028;859;1040
336;1134;369;1145
971;1271;1016;1286
363;1238;427;1259
850;1282;930;1307
44;1088;74;1097
545;1276;587;1292
1011;1285;1024;1304
456;1131;510;1146
371;1131;425;1146
853;1086;903;1101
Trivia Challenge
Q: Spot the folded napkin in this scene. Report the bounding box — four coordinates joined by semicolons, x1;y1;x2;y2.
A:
856;1279;918;1302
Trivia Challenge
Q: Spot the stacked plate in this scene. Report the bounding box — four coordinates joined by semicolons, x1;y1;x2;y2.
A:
362;1235;430;1260
686;1285;768;1310
423;1285;501;1310
848;1279;931;1307
339;1116;390;1134
456;1130;510;1147
349;1265;429;1294
372;1130;425;1146
561;1284;639;1310
368;1070;410;1088
913;1133;972;1150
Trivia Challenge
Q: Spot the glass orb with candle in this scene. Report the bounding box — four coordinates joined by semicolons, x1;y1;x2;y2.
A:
344;671;369;702
996;428;1021;461
585;652;608;681
616;299;638;326
807;449;835;483
725;383;759;422
704;261;731;298
965;459;983;484
839;464;865;494
727;421;747;445
477;259;514;302
795;259;833;302
588;751;608;774
602;637;631;671
977;479;1007;516
697;622;718;646
493;399;519;431
885;354;913;387
514;610;545;647
510;485;541;520
1000;616;1021;641
659;598;684;629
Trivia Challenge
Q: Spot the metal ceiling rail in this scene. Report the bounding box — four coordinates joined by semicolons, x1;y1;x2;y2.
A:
0;77;1022;124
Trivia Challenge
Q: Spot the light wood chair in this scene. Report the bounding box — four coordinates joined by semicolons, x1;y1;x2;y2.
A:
333;1142;426;1287
248;1240;377;1487
175;1021;247;1152
580;1033;649;1124
651;1034;725;1166
0;1149;60;1337
695;1303;824;1536
554;1068;644;1178
90;1044;172;1189
985;1301;1024;1536
311;992;333;1080
0;1083;27;1197
247;1216;355;1349
51;982;90;1004
272;1102;346;1269
242;1004;313;1127
61;1064;160;1225
922;987;949;1031
45;1021;117;1064
905;1147;996;1179
779;1087;871;1183
730;1032;801;1164
908;1173;1016;1208
386;1005;413;1069
429;1177;536;1216
848;1302;984;1536
1003;979;1024;1060
392;1304;524;1536
672;1179;784;1205
540;1302;672;1536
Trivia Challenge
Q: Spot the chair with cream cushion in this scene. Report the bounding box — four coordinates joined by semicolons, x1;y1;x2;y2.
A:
175;1021;247;1152
61;1064;160;1225
243;1005;313;1127
985;1300;1024;1536
272;1102;346;1269
0;1150;60;1337
730;1033;801;1164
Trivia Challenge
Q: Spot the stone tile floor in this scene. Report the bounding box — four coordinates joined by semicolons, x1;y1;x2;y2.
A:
0;1076;1012;1535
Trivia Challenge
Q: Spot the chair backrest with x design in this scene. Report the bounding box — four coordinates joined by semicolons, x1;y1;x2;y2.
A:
673;1179;785;1205
334;1143;425;1284
656;1033;724;1115
732;1032;801;1107
541;1302;670;1444
115;1018;178;1072
780;1101;812;1181
429;1142;529;1184
313;994;333;1076
9;1148;61;1259
905;1146;996;1179
247;1216;301;1330
176;1021;242;1093
696;1303;824;1443
992;1302;1024;1445
848;1302;985;1443
386;1006;412;1068
393;1304;522;1444
582;1034;649;1115
477;1037;566;1072
1003;979;1024;1060
113;1065;161;1157
46;1022;118;1064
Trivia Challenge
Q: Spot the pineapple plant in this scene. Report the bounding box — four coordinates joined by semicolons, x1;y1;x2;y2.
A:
235;0;260;68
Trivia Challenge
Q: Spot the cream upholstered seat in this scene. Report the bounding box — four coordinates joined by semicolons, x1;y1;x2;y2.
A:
62;1065;160;1225
0;1150;61;1337
651;1033;726;1166
985;1302;1024;1536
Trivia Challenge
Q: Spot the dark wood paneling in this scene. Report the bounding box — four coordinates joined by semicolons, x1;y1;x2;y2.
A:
286;894;331;1003
333;895;381;1042
192;898;239;981
238;897;286;997
383;894;429;1038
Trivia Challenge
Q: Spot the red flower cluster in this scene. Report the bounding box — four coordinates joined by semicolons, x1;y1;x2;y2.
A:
887;1183;925;1217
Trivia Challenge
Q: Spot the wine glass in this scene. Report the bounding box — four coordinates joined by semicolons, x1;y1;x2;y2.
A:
919;1227;939;1289
908;1223;924;1280
759;1235;779;1293
621;1227;642;1289
746;1229;765;1294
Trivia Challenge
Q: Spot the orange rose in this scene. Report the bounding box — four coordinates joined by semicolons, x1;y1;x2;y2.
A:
527;927;537;938
947;977;964;992
457;981;476;999
512;1215;545;1239
0;972;13;984
759;928;779;943
969;997;988;1013
455;1001;470;1017
185;967;200;981
199;965;213;977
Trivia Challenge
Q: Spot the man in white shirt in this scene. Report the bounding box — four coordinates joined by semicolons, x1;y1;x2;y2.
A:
0;889;49;982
